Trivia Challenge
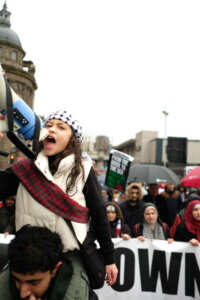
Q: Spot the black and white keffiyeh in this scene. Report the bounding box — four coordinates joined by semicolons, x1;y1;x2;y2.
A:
45;110;83;143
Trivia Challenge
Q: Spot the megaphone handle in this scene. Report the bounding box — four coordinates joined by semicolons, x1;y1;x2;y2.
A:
32;113;41;153
4;76;13;132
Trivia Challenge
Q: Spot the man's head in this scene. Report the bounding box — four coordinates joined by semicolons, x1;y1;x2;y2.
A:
8;225;63;299
148;184;159;197
165;184;175;192
3;195;15;211
127;183;143;204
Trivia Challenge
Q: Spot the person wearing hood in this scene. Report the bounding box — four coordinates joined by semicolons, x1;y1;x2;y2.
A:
174;200;200;246
133;202;172;242
119;182;145;236
0;195;16;234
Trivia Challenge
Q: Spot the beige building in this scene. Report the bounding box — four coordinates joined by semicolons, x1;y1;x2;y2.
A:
114;131;200;176
134;131;158;164
187;140;200;165
114;139;135;157
83;130;200;176
82;135;110;169
0;3;37;168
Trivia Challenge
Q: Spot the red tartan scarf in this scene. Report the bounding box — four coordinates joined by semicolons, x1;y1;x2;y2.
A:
12;158;89;223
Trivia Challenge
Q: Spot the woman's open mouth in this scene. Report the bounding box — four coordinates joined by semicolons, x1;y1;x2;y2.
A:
44;136;56;149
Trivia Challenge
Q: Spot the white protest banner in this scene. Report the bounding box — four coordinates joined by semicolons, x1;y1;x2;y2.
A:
0;233;15;244
96;239;200;300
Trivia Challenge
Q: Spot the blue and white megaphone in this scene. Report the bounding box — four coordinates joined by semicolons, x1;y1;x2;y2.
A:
0;64;48;158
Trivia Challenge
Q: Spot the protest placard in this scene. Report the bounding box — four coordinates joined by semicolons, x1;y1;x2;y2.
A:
105;150;134;192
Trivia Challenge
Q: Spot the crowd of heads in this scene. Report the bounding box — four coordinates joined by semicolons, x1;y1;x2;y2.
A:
98;176;200;244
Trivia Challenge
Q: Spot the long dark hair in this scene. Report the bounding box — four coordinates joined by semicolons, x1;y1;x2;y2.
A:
37;132;85;195
105;201;124;221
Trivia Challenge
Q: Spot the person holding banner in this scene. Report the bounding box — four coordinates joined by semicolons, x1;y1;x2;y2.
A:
174;200;200;246
105;201;131;240
120;182;145;236
133;203;171;241
0;110;118;299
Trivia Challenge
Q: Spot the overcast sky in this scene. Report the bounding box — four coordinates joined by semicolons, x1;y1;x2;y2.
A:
3;0;200;145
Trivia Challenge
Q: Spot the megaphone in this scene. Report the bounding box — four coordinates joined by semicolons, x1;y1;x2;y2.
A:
0;64;48;159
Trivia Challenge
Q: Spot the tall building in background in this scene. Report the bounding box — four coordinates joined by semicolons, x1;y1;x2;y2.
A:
0;2;37;168
95;135;111;154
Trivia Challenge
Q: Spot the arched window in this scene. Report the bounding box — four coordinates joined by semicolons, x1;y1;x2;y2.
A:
11;50;17;61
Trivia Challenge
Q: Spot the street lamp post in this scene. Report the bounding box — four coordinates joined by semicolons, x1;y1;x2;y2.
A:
162;108;169;167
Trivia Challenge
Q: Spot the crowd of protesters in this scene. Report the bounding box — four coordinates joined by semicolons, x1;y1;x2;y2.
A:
0;156;200;299
98;174;200;246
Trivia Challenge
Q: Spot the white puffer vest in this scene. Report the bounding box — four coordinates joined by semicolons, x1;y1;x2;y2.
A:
15;151;92;252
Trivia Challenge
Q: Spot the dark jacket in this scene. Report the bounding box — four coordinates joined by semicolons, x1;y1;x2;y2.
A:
119;200;145;236
0;206;15;234
161;190;183;227
174;221;197;242
109;219;131;238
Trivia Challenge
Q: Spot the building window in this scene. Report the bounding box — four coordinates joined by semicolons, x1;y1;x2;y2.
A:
0;48;2;57
11;50;17;61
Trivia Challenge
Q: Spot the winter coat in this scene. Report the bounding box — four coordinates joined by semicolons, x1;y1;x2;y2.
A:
133;221;169;239
174;221;198;242
15;151;92;251
108;219;131;238
161;190;183;226
0;206;15;234
119;200;145;236
0;151;114;265
0;253;76;300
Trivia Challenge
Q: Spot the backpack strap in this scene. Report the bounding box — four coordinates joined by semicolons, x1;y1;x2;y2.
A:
134;223;141;236
161;222;169;239
162;222;167;232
